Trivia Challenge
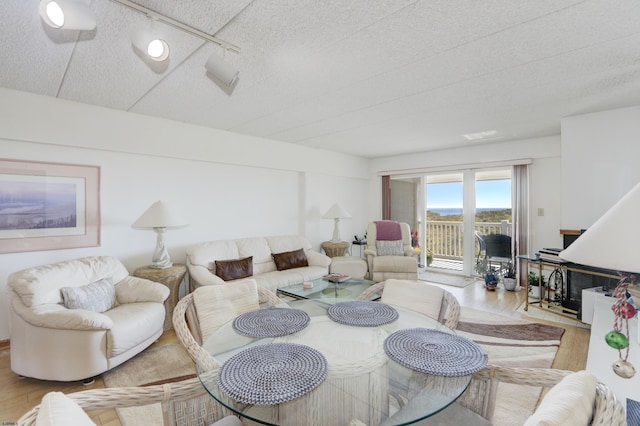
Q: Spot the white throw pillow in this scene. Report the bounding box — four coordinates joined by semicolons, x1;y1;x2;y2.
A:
376;240;404;256
60;279;116;313
36;392;96;426
523;370;597;426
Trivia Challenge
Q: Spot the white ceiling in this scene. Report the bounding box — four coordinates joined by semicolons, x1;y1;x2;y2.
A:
2;0;640;159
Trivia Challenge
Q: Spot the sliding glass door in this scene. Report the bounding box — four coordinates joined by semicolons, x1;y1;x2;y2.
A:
391;167;512;276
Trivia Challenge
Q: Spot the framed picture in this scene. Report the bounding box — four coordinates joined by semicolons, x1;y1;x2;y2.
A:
0;159;100;254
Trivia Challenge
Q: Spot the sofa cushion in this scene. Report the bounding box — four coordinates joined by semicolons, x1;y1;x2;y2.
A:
272;249;309;271
215;256;253;281
60;279;117;313
376;240;404;256
267;235;312;253
523;370;598;426
187;241;240;270
36;392;96;426
104;302;166;357
236;238;276;275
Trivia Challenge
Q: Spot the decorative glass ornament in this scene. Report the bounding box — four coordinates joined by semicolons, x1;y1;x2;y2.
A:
607;273;637;378
605;330;629;349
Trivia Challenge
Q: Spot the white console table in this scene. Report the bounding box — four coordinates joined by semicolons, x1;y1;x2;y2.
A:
585;289;640;412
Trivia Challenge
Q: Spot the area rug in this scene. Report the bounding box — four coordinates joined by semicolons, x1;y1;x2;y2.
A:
418;270;477;288
457;307;565;426
104;309;564;426
102;343;196;425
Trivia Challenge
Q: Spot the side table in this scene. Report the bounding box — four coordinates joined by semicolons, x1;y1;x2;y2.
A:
133;263;187;330
321;241;350;257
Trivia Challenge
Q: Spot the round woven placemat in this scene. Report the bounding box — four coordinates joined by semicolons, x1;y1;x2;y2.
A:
233;308;310;337
218;342;328;405
384;328;487;376
327;300;398;327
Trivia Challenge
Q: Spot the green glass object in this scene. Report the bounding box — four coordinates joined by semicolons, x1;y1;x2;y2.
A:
605;331;629;349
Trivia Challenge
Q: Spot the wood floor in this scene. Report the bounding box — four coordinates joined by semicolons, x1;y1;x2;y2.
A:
0;281;591;425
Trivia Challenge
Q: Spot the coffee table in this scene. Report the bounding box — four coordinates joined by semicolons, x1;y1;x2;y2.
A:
277;276;379;303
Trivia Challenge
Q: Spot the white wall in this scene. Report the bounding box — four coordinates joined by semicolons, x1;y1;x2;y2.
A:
0;88;370;341
561;105;640;228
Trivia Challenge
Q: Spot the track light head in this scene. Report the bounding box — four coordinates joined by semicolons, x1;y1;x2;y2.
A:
132;29;169;62
205;53;239;87
39;0;96;30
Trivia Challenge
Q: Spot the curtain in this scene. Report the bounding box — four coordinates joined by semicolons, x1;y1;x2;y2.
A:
381;175;391;220
512;164;529;288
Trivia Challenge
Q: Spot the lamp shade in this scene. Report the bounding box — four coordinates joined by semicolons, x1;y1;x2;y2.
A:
132;200;188;229
39;0;96;30
322;203;352;220
322;203;351;243
205;53;239;87
559;181;640;272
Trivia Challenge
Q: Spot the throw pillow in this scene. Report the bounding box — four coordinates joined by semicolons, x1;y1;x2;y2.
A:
272;248;309;271
215;256;254;281
376;240;404;256
60;279;116;313
523;370;597;426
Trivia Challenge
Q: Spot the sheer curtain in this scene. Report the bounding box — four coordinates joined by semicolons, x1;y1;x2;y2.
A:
512;164;529;287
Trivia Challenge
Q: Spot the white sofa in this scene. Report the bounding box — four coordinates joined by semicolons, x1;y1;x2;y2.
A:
186;235;331;295
8;256;169;382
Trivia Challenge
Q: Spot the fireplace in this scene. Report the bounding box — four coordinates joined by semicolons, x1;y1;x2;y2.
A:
560;230;619;313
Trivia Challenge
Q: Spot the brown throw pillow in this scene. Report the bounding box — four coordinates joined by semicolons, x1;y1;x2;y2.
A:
272;249;309;271
215;256;253;281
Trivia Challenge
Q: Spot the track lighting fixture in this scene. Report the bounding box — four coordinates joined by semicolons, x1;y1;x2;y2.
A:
39;0;96;30
131;29;170;62
205;52;239;87
38;0;242;89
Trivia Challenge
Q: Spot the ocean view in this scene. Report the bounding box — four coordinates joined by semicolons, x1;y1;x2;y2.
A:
428;207;509;216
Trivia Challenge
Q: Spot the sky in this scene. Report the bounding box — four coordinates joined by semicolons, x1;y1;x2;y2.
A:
426;180;511;208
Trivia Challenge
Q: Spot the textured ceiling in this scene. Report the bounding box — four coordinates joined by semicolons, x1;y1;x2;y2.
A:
2;0;640;158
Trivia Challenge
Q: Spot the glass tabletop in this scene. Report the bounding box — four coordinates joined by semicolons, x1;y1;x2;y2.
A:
196;299;473;426
276;277;379;303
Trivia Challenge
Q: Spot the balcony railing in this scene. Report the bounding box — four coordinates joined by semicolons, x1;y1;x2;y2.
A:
425;220;512;260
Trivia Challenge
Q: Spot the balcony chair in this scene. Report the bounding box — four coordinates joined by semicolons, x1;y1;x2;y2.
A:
357;278;460;329
364;221;419;281
17;377;242;426
475;231;512;276
7;256;169;382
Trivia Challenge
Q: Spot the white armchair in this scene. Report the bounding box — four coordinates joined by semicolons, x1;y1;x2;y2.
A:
8;256;169;382
364;221;419;281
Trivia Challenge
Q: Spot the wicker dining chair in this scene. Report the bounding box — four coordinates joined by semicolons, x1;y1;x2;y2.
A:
17;375;240;426
349;365;626;426
173;278;283;365
357;279;461;330
452;365;625;425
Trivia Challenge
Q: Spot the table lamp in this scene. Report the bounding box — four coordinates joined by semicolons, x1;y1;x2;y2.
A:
132;200;188;269
322;203;352;243
559;181;640;379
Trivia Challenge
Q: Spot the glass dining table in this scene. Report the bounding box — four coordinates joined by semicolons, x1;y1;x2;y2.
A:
195;299;482;426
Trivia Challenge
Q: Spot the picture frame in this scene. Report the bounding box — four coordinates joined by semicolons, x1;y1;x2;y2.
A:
0;159;100;254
